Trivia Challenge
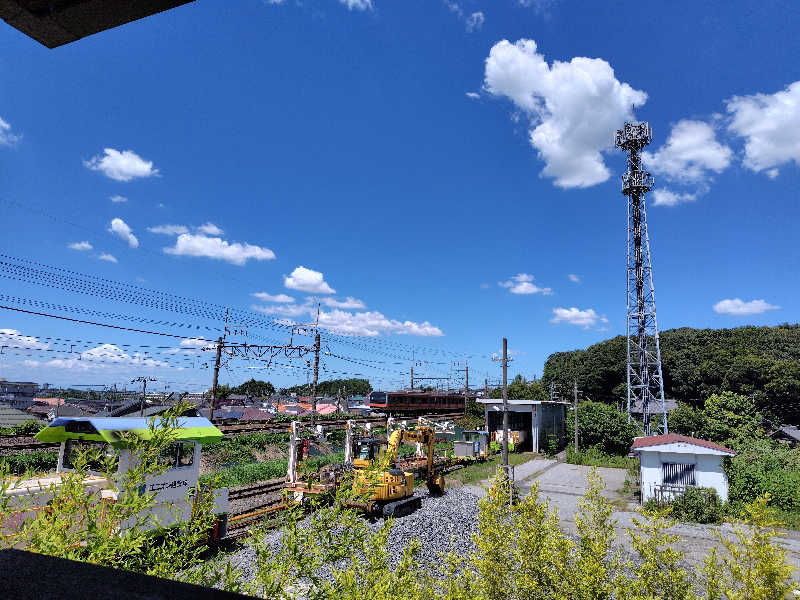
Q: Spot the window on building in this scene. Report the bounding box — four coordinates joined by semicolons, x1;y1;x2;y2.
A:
662;462;695;486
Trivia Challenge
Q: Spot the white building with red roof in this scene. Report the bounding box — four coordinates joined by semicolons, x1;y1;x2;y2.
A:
631;433;736;503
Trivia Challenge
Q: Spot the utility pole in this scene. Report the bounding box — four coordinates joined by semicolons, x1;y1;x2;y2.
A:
132;376;157;417
465;364;469;392
573;380;579;451
310;331;320;428
210;336;223;421
410;365;414;390
492;338;512;467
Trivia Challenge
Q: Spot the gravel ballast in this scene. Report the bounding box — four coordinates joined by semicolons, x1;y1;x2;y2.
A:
224;487;482;584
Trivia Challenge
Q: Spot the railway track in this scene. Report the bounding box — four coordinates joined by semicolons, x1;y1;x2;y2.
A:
0;413;465;453
228;478;285;501
216;412;464;437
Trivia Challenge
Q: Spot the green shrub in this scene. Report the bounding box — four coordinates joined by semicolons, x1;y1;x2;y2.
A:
669;487;723;524
566;400;638;455
566;444;637;469
0;420;44;436
0;451;58;475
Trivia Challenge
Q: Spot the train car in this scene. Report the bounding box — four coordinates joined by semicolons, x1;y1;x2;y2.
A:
368;391;468;415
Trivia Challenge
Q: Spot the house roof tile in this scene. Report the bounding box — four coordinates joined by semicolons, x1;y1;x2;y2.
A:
631;433;735;455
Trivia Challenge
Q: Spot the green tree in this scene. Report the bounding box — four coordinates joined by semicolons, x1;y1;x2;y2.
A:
488;375;548;401
668;402;707;437
703;391;762;444
567;400;638;456
232;378;275;397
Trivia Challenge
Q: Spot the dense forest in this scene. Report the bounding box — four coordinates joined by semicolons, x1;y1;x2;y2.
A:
542;324;800;423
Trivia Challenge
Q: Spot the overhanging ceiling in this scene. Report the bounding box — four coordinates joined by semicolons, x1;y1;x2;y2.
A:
0;0;194;48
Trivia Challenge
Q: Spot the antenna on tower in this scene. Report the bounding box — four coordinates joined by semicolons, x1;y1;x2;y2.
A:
614;120;668;437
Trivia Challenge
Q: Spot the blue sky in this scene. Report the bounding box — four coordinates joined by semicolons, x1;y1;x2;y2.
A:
0;0;798;392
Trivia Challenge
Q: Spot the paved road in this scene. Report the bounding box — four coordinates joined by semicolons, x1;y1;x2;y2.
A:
516;462;800;578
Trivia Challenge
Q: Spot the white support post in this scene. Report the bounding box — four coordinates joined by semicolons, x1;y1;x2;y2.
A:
286;421;298;484
344;420;353;464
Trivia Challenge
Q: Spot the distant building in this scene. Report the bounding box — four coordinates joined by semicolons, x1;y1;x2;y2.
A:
0;381;38;406
632;434;736;503
770;425;800;448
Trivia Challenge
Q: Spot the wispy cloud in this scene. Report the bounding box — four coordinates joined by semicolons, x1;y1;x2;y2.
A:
0;116;21;146
568;273;580;283
148;224;189;235
98;253;118;263
550;306;608;328
110;194;128;203
499;273;552;295
68;241;93;251
252;292;295;303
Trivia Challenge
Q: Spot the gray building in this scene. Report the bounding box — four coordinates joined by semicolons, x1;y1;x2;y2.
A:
478;399;569;453
0;380;38;407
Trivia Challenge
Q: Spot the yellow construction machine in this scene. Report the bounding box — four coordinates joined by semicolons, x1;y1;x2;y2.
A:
346;420;446;518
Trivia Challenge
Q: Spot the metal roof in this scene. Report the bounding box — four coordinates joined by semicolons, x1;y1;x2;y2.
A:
477;399;570;405
0;405;43;428
35;416;222;446
0;0;194;48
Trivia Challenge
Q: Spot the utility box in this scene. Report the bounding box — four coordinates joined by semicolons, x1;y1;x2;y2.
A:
454;430;489;459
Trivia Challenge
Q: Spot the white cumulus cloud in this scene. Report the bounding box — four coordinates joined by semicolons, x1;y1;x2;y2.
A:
319;309;443;337
110;194;128;203
550;307;608;328
499;273;552;295
98;253;118;263
484;39;646;188
164;233;275;266
643;120;732;188
197;222;224;235
68;241;93;251
148;224;189;235
284;266;335;294
0;116;21;146
466;92;480;100
84;148;159;182
726;80;800;177
252;292;295;303
108;217;139;248
713;298;780;316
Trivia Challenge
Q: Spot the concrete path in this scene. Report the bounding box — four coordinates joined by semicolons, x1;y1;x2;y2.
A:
518;462;800;577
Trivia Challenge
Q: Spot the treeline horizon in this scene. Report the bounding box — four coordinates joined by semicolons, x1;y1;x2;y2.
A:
542;323;800;423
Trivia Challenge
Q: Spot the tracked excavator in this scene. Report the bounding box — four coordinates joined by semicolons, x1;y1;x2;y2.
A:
345;419;446;518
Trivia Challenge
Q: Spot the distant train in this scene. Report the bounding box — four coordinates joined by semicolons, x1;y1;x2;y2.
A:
368;391;468;415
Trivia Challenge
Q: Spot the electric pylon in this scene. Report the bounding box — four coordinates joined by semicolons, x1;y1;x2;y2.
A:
615;121;668;436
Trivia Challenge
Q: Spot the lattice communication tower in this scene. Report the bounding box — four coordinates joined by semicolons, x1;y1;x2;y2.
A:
614;121;668;436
